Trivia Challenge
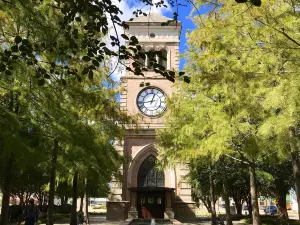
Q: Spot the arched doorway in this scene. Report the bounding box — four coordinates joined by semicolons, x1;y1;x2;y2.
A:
136;155;165;218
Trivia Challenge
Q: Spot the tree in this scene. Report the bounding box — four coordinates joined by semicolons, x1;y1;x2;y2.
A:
0;0;183;85
257;158;294;220
158;1;300;224
227;163;250;216
190;156;239;225
189;157;222;215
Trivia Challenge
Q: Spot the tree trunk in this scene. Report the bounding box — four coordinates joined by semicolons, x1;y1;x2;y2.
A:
83;178;89;224
79;193;84;212
61;197;65;205
70;171;78;225
291;151;300;221
221;157;233;225
289;126;300;221
0;155;13;225
47;139;58;225
249;166;261;225
246;194;252;217
234;198;242;216
64;196;68;205
223;181;233;225
209;168;217;225
276;190;288;220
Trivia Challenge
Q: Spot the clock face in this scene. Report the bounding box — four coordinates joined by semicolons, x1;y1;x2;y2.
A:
137;87;166;117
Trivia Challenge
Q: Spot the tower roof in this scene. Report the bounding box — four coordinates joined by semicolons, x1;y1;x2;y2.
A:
127;13;181;26
129;13;171;23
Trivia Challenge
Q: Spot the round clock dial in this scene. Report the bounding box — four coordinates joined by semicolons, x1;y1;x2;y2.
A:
137;87;166;117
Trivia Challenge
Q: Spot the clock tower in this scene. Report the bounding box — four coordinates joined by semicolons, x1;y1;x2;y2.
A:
106;13;196;221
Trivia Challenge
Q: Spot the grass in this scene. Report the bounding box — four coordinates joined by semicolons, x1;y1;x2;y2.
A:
240;215;300;225
91;205;106;210
88;212;107;216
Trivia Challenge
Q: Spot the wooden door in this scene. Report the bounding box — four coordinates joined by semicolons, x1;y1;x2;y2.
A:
137;192;165;218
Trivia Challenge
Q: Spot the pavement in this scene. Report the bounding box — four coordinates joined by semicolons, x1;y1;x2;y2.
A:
41;215;249;225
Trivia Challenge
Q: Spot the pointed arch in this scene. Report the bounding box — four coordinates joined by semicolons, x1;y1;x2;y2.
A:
137;155;165;187
127;144;176;189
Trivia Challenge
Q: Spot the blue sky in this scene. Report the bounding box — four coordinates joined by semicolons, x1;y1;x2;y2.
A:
162;4;211;70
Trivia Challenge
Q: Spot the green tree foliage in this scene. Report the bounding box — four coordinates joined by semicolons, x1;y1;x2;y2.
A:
0;25;135;225
0;0;182;84
189;157;222;213
158;0;300;224
257;159;294;220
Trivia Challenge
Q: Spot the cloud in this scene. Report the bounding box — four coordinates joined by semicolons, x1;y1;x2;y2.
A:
107;0;171;81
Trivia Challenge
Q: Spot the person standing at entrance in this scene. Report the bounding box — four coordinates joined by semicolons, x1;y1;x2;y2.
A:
24;199;39;225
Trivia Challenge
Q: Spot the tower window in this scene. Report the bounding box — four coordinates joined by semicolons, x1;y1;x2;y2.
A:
158;49;167;69
144;49;168;70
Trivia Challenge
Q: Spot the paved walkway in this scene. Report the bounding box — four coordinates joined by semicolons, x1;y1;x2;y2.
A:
42;216;248;225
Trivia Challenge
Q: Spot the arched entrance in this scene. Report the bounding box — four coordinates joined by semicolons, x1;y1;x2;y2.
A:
136;155;165;218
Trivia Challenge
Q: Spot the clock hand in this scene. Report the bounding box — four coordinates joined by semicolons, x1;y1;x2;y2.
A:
143;100;155;103
150;94;155;104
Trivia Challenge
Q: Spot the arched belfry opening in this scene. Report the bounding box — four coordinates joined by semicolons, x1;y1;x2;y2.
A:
138;155;165;187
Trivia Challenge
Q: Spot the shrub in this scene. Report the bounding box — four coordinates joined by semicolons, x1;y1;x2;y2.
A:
241;215;300;225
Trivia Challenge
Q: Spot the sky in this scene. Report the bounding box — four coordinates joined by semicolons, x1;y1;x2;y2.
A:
110;0;211;80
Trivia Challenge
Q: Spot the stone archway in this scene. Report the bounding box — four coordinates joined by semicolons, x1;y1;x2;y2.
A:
127;144;176;219
128;144;176;189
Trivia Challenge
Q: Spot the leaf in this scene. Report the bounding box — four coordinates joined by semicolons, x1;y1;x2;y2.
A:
14;36;22;44
183;76;190;83
38;79;45;86
22;39;29;45
122;22;129;30
169;71;175;77
121;34;129;40
250;0;261;6
82;67;89;74
130;36;139;45
88;70;93;79
11;45;18;52
76;75;82;82
61;79;67;86
44;74;50;79
0;63;6;72
12;55;18;60
75;17;82;22
82;56;91;61
92;60;99;67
